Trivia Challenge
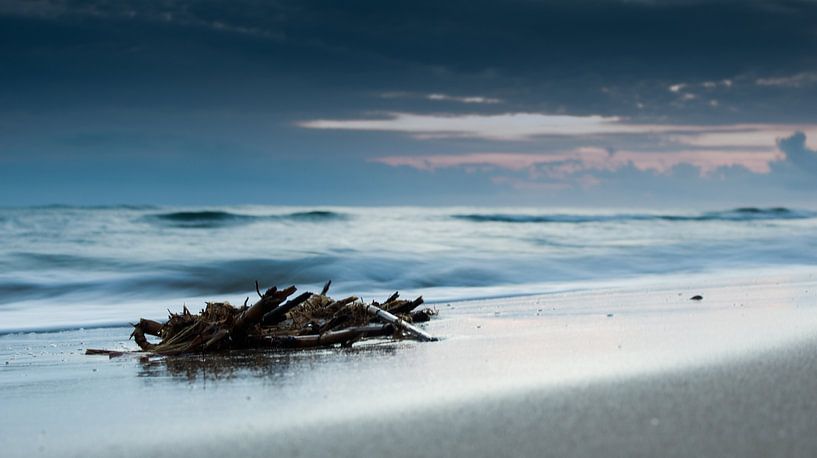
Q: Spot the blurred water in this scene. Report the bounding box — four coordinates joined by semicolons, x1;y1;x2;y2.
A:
1;205;815;331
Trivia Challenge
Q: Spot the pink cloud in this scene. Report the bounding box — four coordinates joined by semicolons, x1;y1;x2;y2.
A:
303;110;814;179
371;147;780;175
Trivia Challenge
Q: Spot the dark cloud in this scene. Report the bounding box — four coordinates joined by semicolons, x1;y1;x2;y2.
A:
1;1;817;205
3;0;817;117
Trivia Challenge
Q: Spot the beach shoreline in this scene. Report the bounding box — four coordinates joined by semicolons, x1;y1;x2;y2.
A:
2;269;816;457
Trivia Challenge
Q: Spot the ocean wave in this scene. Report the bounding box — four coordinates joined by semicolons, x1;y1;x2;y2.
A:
30;204;159;210
145;210;259;228
0;256;496;305
454;207;816;224
3;205;817;327
143;210;348;228
3;229;817;314
286;210;349;221
453;214;639;223
5;252;137;271
661;207;813;221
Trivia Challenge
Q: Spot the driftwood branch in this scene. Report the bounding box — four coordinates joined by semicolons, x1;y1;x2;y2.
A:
262;291;313;325
233;286;296;337
388;296;424;315
363;303;437;342
137;318;163;336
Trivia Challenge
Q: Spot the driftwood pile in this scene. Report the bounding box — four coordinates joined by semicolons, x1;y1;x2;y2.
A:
119;281;438;356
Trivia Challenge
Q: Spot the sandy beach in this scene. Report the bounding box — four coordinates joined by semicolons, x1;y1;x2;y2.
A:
2;269;817;457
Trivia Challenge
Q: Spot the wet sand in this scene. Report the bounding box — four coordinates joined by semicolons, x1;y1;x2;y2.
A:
189;336;817;458
1;269;816;457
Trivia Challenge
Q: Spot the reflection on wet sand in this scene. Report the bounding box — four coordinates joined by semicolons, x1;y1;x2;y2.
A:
136;341;403;383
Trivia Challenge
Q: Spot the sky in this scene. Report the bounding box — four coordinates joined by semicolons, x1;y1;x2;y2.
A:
1;0;816;207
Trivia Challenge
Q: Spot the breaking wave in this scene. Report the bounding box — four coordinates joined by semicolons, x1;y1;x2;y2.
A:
144;210;349;228
454;207;816;224
147;211;258;228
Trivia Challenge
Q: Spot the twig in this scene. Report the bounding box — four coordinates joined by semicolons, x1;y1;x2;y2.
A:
388;296;424;315
363;303;437;342
253;324;393;349
262;291;314;325
233;286;296;338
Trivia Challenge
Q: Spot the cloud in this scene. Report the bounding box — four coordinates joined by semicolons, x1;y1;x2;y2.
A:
755;72;817;88
5;0;817;124
776;131;817;174
300;112;709;140
3;0;817;206
0;0;287;39
301;112;646;140
371;147;778;175
669;126;817;149
378;92;501;104
307;110;814;187
669;79;733;92
300;111;817;147
367;132;817;202
426;93;501;104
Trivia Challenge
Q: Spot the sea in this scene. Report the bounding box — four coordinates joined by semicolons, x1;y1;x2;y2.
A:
1;205;816;332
